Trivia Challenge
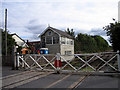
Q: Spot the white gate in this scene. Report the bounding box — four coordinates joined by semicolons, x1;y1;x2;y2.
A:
17;54;57;71
60;51;120;73
16;51;120;73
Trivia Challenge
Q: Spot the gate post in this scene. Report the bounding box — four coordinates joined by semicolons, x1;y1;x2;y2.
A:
117;50;120;72
55;53;61;74
21;55;25;68
16;52;20;70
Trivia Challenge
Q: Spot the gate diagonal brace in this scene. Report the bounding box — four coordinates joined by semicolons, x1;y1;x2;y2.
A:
96;55;118;71
76;55;96;71
77;55;96;71
61;57;75;70
31;55;42;67
42;56;57;70
60;56;77;71
29;55;43;70
43;56;56;69
19;56;30;68
97;54;117;70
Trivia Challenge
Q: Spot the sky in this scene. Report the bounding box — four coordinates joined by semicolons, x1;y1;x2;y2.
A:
1;0;119;43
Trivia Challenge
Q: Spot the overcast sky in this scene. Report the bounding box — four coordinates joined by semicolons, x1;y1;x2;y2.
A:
1;0;119;43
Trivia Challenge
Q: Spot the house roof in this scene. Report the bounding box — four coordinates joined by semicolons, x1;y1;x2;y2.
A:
40;26;73;39
26;40;40;47
11;33;25;42
28;41;40;44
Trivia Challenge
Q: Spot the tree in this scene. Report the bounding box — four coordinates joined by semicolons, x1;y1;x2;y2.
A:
2;31;16;55
65;28;109;53
65;28;75;39
76;33;98;53
92;35;109;51
103;20;120;51
75;33;109;53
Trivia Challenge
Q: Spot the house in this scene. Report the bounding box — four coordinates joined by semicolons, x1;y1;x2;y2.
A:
11;33;28;47
26;40;41;47
39;26;74;60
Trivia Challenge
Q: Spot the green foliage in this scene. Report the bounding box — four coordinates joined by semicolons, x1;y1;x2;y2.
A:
92;35;109;51
75;34;109;53
2;31;16;55
66;29;109;53
103;20;120;51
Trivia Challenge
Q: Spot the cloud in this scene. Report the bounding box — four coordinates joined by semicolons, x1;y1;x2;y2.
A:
89;28;107;36
24;19;47;41
26;19;47;33
1;0;119;42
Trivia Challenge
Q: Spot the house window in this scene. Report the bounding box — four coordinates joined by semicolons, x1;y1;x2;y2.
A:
70;41;73;45
48;31;52;36
61;37;66;44
53;37;59;44
46;36;52;44
65;51;72;55
61;41;65;44
67;41;69;44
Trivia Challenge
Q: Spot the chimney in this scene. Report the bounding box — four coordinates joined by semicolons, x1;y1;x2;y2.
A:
27;40;29;43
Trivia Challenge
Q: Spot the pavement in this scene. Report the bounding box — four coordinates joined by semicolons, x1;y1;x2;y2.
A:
2;66;24;77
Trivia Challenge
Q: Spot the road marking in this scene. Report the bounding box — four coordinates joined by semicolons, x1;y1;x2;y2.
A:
46;74;71;88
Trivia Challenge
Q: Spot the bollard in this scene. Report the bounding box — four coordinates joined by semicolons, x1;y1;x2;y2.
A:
55;53;61;74
117;50;120;72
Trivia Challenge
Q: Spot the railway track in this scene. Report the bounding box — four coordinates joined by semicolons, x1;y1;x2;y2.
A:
1;70;91;89
71;73;91;89
46;73;91;89
1;70;53;88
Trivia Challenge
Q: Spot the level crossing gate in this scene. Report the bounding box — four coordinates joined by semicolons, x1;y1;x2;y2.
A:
16;51;120;73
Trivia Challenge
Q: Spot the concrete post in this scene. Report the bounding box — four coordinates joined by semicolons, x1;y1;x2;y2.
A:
12;46;17;70
117;50;120;72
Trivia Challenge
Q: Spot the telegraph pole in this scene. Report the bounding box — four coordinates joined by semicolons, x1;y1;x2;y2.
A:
5;8;7;56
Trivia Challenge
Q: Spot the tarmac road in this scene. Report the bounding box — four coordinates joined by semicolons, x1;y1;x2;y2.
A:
75;75;120;88
14;73;120;89
15;74;84;88
2;66;120;89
